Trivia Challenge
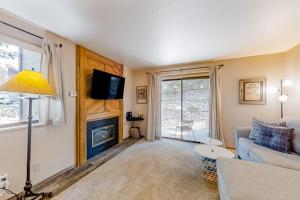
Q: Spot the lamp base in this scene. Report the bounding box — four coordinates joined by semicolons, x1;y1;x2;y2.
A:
17;98;53;199
18;181;52;200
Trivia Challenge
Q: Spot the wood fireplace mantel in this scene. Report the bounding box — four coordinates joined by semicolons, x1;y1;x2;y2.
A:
76;45;124;165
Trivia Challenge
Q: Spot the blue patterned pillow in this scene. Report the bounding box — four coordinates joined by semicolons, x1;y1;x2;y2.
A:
254;123;294;153
249;118;287;140
249;118;262;140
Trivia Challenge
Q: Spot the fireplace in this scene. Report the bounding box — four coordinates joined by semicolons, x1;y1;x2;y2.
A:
87;117;118;159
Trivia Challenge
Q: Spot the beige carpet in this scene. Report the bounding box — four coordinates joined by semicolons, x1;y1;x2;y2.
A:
53;139;219;200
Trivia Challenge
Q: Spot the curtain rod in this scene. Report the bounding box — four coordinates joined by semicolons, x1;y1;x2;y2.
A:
0;20;63;48
146;64;223;75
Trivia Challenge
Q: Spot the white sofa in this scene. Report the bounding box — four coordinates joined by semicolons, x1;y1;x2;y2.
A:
235;118;300;171
217;118;300;200
217;158;300;200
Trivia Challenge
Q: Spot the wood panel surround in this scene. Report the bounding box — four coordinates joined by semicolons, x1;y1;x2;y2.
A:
76;45;124;165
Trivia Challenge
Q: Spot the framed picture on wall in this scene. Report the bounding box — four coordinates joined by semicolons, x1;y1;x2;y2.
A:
239;78;266;105
136;86;147;104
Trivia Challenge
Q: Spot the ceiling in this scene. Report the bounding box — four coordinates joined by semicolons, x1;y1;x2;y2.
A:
0;0;300;68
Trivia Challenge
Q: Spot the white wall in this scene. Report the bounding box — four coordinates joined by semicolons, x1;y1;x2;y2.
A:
123;66;134;139
1;9;298;199
130;53;285;147
215;54;283;147
0;12;76;199
283;44;300;118
131;70;149;136
0;13;138;199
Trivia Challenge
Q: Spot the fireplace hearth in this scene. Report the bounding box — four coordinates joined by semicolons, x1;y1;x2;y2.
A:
87;117;118;159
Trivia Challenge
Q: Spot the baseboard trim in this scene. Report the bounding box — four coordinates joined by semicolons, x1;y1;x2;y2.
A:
33;165;76;191
7;138;140;200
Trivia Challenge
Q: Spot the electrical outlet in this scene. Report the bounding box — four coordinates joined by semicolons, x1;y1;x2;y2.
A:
33;163;40;172
0;174;9;197
0;174;9;189
69;91;77;97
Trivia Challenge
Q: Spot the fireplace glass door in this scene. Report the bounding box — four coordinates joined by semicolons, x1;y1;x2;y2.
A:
87;117;118;159
92;125;114;148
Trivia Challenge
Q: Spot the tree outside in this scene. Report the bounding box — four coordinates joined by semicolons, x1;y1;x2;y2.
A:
0;41;41;125
161;78;210;142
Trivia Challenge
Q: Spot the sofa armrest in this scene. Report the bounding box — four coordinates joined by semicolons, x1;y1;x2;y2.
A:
235;127;251;150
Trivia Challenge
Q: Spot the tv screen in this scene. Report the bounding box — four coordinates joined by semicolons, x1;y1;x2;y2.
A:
91;69;125;99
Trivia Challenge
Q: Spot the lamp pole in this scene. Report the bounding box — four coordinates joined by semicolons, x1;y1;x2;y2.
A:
280;80;283;119
25;97;33;192
20;97;52;200
0;69;55;199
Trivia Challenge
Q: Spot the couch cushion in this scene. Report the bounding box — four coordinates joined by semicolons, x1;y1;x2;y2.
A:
237;138;257;160
217;158;300;200
283;118;300;154
254;123;294;153
238;138;300;171
249;147;300;171
238;138;270;160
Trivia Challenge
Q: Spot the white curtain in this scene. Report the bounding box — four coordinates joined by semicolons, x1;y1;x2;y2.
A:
209;65;224;144
40;39;65;125
147;72;161;141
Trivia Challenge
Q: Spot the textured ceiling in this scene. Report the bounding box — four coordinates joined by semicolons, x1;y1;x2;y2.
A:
1;0;300;68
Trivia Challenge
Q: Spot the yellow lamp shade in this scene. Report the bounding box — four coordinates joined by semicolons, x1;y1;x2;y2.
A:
0;69;55;96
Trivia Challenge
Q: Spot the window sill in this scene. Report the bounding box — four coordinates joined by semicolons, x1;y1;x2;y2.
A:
0;122;45;133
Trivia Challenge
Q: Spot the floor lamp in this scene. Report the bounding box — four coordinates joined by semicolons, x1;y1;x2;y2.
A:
278;79;292;118
0;69;55;199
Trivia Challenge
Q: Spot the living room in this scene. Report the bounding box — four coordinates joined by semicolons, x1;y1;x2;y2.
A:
0;1;299;200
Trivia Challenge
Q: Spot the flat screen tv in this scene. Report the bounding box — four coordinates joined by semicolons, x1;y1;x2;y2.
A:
91;69;125;99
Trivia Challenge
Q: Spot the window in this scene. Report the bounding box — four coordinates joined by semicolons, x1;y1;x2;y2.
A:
161;77;210;142
0;41;41;127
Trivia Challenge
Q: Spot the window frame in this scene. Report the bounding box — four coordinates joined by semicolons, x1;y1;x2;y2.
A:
0;34;43;129
0;120;39;129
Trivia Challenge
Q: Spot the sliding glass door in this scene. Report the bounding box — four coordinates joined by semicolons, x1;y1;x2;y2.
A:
161;80;182;139
161;77;210;142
